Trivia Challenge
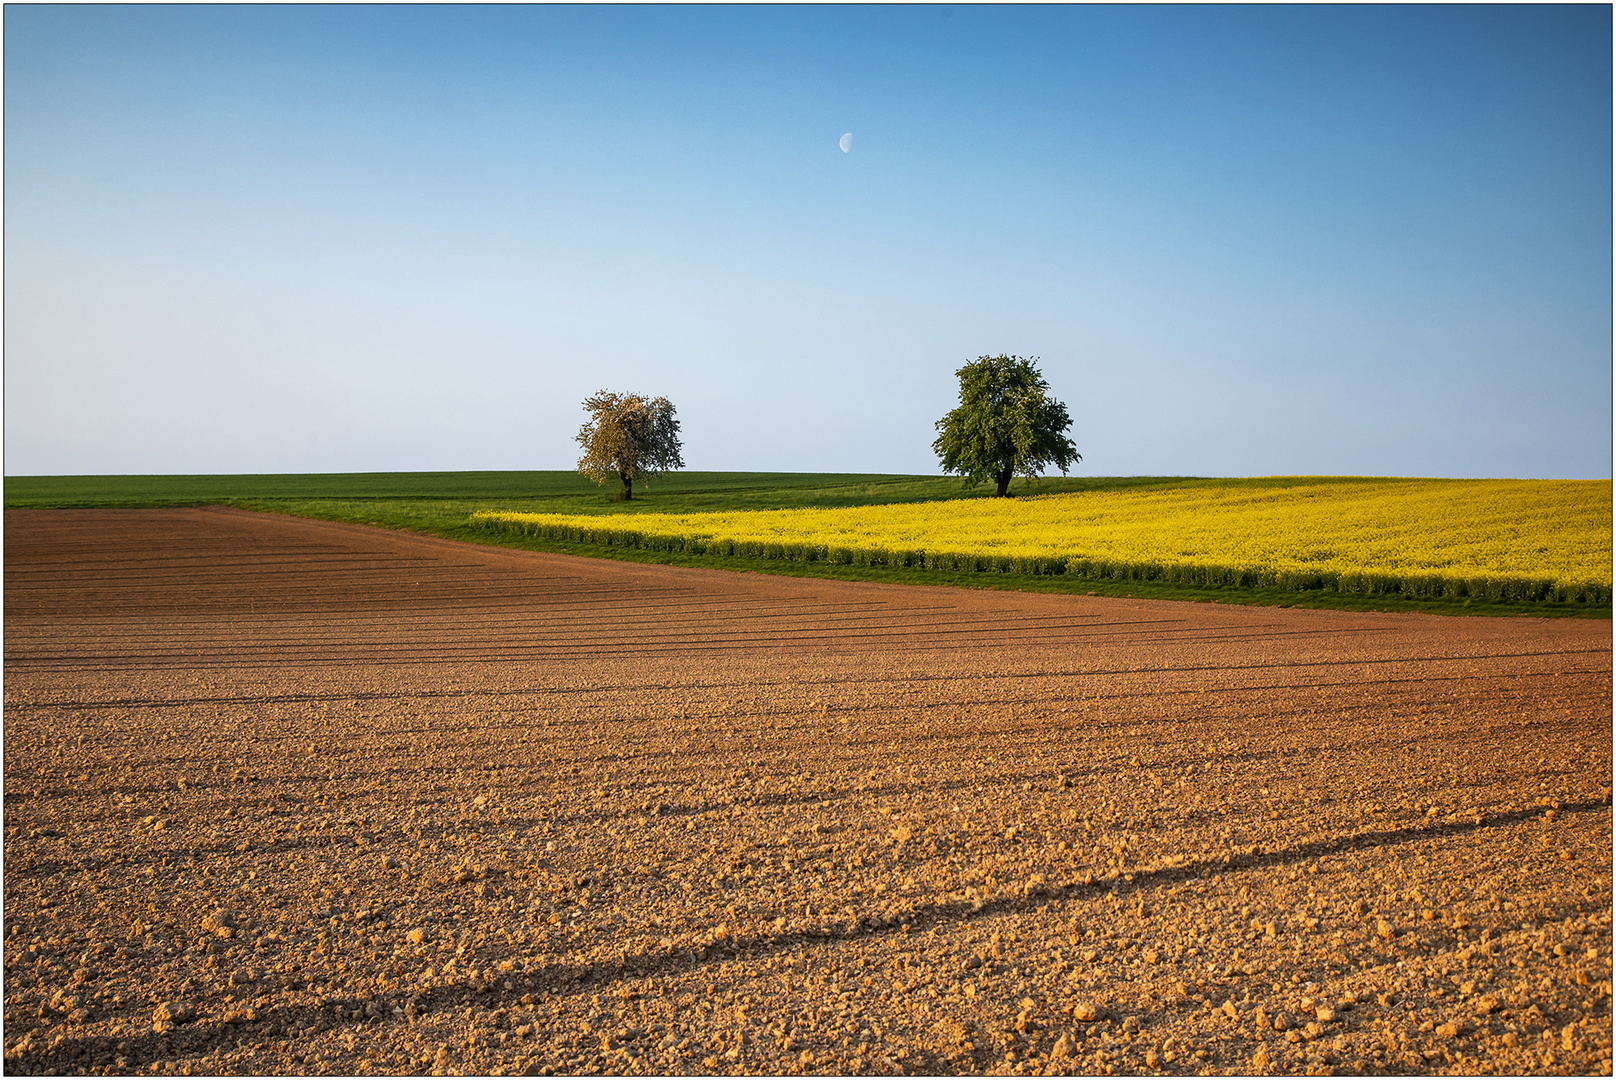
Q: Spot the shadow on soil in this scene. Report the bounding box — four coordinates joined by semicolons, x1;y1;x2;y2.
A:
9;797;1608;1074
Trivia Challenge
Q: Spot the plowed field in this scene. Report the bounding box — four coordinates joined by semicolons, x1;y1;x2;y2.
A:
3;507;1611;1076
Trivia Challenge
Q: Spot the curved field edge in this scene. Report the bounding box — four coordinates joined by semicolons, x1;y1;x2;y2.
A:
469;479;1612;609
213;503;1605;619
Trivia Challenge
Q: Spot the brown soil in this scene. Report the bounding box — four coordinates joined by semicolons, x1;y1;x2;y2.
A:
3;507;1611;1077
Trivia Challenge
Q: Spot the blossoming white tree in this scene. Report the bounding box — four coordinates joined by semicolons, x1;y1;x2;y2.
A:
574;390;685;500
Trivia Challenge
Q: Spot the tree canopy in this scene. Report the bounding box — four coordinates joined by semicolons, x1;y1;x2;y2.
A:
575;390;685;500
932;355;1079;497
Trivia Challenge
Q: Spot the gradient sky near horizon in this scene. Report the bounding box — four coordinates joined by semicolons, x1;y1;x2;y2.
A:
6;4;1611;479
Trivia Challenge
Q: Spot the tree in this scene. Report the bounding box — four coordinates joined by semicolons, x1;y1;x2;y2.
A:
932;355;1079;497
575;390;685;500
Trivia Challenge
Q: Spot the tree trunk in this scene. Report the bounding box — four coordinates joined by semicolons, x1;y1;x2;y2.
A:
619;471;633;500
994;467;1013;497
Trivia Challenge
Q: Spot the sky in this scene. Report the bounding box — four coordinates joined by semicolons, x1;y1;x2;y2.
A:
5;4;1611;479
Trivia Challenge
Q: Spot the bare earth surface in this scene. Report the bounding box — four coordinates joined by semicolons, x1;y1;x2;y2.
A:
3;507;1611;1077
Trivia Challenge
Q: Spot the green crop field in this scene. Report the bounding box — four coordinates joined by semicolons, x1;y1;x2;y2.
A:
6;471;1609;616
1;470;1178;510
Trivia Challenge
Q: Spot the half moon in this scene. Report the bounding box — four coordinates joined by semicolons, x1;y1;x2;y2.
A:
839;132;852;153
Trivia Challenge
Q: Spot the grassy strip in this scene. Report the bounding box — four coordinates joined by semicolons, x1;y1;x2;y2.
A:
234;500;1609;618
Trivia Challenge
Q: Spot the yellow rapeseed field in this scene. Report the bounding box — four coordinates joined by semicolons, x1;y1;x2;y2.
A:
472;478;1612;603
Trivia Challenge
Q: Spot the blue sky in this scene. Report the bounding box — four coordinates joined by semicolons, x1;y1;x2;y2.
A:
5;4;1611;478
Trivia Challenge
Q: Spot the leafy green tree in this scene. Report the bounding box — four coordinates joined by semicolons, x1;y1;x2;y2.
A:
575;390;685;500
932;355;1079;497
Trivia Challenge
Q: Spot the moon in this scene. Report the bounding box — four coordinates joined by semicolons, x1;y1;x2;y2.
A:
839;132;852;153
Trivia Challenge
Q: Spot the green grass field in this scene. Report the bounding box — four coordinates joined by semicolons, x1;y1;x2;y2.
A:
6;470;1608;617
